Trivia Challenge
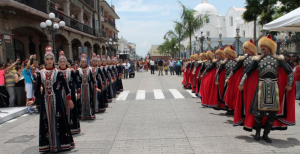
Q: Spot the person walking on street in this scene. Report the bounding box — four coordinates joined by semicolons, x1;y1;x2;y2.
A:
176;59;182;76
169;58;176;75
158;58;164;76
123;60;130;79
150;59;155;74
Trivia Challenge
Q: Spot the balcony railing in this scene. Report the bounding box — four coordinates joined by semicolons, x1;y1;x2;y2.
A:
110;37;118;42
108;19;115;27
15;0;48;14
49;6;95;36
95;29;106;38
83;0;94;8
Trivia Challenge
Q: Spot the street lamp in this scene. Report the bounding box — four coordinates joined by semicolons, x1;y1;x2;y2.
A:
40;12;65;62
195;29;206;53
235;26;241;55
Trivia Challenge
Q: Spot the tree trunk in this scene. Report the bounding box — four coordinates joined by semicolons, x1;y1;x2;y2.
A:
254;18;257;43
189;34;192;57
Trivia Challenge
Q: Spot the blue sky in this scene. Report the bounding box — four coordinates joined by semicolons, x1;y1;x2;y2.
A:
113;0;246;57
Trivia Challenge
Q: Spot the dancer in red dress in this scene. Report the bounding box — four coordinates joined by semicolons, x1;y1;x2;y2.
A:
182;57;191;89
192;54;200;93
215;46;239;115
199;50;219;107
213;48;226;110
196;52;207;97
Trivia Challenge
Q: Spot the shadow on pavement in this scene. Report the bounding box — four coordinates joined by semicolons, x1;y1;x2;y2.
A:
235;135;300;148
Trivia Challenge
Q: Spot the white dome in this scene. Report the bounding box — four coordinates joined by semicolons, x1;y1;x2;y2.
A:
194;0;218;15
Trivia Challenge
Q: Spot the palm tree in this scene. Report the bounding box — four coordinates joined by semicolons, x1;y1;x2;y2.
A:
158;38;178;58
176;1;207;56
164;22;185;58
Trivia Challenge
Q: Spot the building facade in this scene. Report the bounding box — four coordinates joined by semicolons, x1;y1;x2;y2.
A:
149;45;171;60
0;0;119;63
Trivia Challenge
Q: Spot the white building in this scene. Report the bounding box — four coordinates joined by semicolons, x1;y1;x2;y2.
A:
183;0;263;56
194;0;262;39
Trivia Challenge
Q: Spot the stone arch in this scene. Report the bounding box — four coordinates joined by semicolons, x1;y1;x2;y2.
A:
11;26;49;63
93;43;101;55
71;38;82;61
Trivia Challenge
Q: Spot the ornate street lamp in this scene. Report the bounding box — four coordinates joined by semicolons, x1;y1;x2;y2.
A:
195;29;206;53
40;12;65;62
235;26;241;55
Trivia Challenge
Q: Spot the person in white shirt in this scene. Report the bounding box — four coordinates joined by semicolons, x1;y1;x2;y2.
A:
150;59;155;74
123;60;130;79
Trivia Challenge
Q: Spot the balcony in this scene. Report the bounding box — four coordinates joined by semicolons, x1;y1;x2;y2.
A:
83;0;94;8
108;19;115;27
110;37;118;42
14;0;48;14
49;5;95;36
95;29;106;38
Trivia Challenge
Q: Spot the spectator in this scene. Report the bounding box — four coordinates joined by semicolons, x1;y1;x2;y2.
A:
157;58;164;76
150;59;155;74
123;60;130;79
5;61;19;107
14;65;26;106
168;58;176;75
164;61;169;75
176;59;182;76
22;55;34;105
294;60;300;100
284;54;293;67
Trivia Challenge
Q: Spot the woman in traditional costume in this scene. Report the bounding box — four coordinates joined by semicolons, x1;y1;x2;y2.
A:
26;46;75;152
76;53;99;120
58;51;81;134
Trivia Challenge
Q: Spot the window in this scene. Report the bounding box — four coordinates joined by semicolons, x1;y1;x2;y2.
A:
230;16;233;26
206;17;209;23
207;31;210;37
101;7;104;16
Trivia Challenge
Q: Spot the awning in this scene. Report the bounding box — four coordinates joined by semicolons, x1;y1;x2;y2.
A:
263;7;300;32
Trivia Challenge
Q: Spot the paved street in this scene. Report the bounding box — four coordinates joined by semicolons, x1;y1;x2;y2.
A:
1;71;300;154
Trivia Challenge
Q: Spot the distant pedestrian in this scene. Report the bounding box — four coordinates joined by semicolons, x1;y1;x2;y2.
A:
157;58;164;76
169;58;176;75
150;59;155;74
123;60;130;79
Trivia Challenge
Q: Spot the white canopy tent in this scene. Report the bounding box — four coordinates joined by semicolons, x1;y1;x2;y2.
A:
263;7;300;32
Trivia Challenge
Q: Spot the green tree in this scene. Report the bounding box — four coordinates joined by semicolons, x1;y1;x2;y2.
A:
242;0;263;42
176;1;207;56
164;22;185;58
158;38;178;58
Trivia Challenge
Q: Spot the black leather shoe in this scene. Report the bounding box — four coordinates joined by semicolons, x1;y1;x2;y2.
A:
254;131;260;141
263;134;272;143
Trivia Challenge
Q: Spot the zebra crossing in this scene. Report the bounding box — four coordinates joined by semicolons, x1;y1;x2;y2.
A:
115;89;197;101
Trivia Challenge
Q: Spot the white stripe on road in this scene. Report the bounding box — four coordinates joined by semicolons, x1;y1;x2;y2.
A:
116;91;130;101
186;89;197;98
153;89;165;99
7;119;17;123
169;89;185;99
136;90;146;100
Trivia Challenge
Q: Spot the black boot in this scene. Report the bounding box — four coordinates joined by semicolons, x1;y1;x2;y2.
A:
263;118;275;143
254;117;263;141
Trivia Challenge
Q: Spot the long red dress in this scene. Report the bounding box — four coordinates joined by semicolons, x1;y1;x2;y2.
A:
181;63;191;88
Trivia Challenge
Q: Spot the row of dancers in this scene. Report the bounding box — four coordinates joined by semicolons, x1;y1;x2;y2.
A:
26;47;124;152
182;35;296;143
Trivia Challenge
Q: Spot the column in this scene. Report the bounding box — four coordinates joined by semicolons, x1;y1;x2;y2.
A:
39;37;50;62
63;1;70;16
63;42;72;60
78;9;84;23
88;46;93;58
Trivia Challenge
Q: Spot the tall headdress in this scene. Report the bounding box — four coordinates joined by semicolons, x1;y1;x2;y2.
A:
206;50;215;60
91;53;98;62
58;50;67;62
97;55;101;61
224;45;237;58
215;47;225;59
243;39;257;55
44;46;54;59
258;34;277;54
101;55;106;61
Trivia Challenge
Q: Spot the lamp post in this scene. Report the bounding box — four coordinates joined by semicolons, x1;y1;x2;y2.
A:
235;27;241;55
40;12;65;62
195;29;206;53
218;33;223;48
